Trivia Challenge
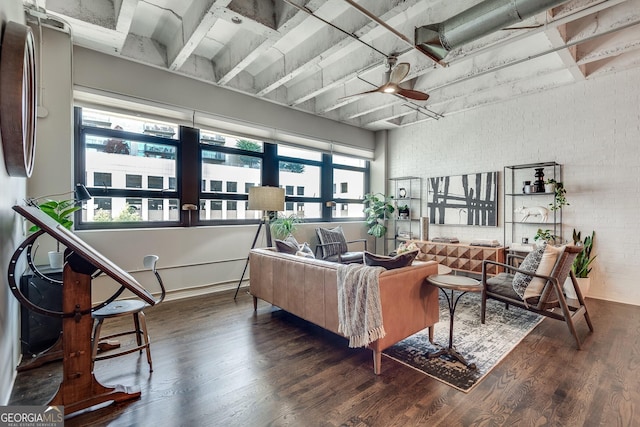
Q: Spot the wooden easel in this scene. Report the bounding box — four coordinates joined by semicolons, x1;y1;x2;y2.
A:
47;256;141;414
10;205;155;416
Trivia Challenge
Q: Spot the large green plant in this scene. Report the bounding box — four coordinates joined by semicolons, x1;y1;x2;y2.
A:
29;199;80;232
270;214;302;239
572;229;596;278
363;193;395;238
29;199;81;251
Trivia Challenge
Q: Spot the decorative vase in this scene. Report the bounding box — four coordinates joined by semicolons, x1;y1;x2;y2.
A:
534;168;545;193
48;251;64;269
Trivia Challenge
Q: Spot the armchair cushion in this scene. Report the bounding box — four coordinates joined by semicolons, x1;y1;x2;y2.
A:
512;243;546;298
363;250;419;270
316;226;348;258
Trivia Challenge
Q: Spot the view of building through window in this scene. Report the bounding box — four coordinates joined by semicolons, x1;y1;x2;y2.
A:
77;107;367;227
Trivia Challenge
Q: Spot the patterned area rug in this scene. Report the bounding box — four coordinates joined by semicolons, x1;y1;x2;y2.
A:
383;291;543;393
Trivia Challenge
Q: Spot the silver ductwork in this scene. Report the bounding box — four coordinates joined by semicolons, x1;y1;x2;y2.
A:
415;0;571;63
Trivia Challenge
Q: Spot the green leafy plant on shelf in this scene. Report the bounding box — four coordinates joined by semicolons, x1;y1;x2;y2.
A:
534;228;559;245
572;229;596;278
270;213;302;240
545;179;569;211
363;193;395;238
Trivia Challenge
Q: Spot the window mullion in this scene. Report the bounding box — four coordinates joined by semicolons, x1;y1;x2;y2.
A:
180;125;200;226
321;153;333;221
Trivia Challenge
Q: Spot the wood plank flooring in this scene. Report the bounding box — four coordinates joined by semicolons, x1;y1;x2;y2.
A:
9;289;640;426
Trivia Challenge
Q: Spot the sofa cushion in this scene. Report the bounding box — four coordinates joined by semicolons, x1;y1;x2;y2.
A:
275;235;299;255
296;242;315;258
512;243;546;298
363;250;418;270
316;226;348;258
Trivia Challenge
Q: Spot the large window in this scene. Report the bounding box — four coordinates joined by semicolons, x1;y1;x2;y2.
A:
332;155;367;219
77;107;179;226
75;106;369;228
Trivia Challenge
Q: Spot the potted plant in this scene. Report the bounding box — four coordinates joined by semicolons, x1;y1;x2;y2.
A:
29;199;81;268
397;204;409;219
534;228;559;246
363;193;395;238
270;213;302;240
564;229;596;298
545;179;569;211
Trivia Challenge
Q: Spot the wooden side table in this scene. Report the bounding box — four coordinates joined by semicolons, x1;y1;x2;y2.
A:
426;274;483;369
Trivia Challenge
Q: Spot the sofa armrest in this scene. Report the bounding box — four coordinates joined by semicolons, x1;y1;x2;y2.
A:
373;261;439;351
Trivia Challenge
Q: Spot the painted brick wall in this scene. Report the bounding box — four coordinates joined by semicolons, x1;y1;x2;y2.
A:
387;66;640;306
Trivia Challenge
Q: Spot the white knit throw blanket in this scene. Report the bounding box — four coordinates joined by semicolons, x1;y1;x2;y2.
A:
337;264;386;348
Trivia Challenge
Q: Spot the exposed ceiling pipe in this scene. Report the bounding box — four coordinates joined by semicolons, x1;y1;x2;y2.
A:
415;0;571;63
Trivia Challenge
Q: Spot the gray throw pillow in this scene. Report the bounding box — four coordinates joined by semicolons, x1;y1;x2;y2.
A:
316;226;348;258
296;242;315;258
275;235;300;255
512;243;546;298
363;250;418;270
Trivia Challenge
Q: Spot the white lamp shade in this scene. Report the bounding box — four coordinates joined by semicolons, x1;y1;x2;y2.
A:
248;186;285;212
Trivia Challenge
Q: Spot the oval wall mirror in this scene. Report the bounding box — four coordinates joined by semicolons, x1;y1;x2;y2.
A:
0;21;38;178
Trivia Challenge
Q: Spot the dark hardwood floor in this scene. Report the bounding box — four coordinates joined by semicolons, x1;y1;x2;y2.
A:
9;288;640;426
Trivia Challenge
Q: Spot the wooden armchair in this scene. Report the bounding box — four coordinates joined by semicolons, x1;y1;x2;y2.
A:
315;226;367;264
480;245;593;349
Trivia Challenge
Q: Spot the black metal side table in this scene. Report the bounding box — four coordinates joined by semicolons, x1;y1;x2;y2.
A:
426;274;483;369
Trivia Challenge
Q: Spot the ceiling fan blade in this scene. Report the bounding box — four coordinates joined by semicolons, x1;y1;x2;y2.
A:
339;87;385;100
389;62;410;84
396;88;430;101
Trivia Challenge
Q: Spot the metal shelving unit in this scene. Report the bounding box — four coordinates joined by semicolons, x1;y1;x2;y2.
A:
504;162;562;247
387;176;422;251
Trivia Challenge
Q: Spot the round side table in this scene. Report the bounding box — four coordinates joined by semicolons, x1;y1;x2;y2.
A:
426;274;482;369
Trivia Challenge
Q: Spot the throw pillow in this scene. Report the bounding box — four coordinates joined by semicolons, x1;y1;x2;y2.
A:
275;235;300;255
296;242;315;258
363;250;418;270
512;243;546;298
316;226;348;258
523;244;566;300
396;241;419;254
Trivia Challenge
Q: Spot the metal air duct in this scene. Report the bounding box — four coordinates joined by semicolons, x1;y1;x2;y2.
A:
415;0;571;63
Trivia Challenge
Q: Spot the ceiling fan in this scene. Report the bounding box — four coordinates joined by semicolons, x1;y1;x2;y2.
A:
345;56;430;101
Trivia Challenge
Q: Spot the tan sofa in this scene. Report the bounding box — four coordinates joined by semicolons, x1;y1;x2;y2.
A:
249;248;440;374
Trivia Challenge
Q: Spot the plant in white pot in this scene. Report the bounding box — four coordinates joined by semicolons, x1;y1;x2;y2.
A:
564;228;596;299
29;199;81;268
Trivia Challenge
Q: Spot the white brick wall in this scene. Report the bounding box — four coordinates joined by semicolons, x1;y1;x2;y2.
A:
387;66;640;306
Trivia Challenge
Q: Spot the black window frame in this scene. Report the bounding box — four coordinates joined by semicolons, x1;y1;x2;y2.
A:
74;106;370;228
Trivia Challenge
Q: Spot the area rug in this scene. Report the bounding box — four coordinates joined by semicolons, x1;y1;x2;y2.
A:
383;292;543;393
